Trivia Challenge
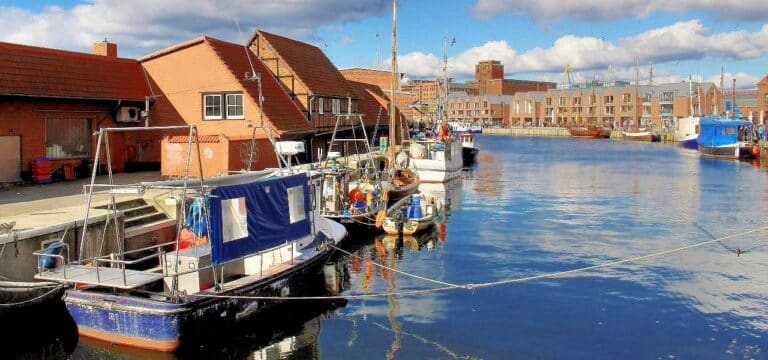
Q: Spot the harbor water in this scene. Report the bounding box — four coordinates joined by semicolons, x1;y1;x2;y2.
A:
15;136;768;359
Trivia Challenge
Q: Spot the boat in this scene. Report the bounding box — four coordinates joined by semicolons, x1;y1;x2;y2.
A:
448;121;469;134
0;280;67;322
35;127;348;352
315;113;387;229
459;133;479;165
621;131;658;142
407;134;463;182
382;0;419;202
697;116;759;159
676;79;702;149
566;124;609;138
382;193;439;236
676;116;700;149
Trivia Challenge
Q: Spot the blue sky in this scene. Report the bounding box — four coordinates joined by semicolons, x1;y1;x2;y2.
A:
1;0;766;88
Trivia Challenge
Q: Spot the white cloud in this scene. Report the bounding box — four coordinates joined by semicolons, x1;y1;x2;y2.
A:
398;20;768;90
705;72;762;89
474;0;768;22
0;0;389;57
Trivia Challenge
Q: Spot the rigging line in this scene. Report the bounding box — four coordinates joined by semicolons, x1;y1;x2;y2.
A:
467;224;768;290
331;244;459;288
225;0;258;80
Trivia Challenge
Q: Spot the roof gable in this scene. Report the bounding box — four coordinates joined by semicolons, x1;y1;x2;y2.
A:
254;30;355;98
204;37;313;134
0;41;149;101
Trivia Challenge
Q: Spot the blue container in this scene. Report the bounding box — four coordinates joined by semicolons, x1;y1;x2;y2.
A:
410;204;422;219
411;194;421;207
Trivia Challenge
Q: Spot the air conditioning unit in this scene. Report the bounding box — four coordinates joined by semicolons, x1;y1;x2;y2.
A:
117;107;140;122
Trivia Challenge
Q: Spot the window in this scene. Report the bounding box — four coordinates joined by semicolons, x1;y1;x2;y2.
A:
221;197;248;243
317;97;324;114
474;102;479;109
332;99;341;114
204;94;222;119
661;91;674;102
622;94;631;104
525;101;532;114
226;94;244;119
559;97;565;106
483;101;488;108
514;101;520;114
605;106;614;114
573;97;581;106
604;96;614;104
546;98;552;106
204;93;244;120
46;118;90;159
287;186;306;223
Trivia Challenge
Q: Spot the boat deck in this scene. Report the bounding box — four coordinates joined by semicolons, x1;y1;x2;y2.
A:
36;265;163;290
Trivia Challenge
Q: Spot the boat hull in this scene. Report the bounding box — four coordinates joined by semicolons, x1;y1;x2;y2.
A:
63;248;334;352
698;144;757;159
567;126;609;138
621;132;657;142
462;147;478;166
0;281;67;322
678;137;699;149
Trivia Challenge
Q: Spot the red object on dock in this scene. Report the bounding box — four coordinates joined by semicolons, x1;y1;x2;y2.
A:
31;158;53;184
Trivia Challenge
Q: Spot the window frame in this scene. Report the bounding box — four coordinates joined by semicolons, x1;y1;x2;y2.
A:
204;94;223;120
332;98;341;115
225;93;245;119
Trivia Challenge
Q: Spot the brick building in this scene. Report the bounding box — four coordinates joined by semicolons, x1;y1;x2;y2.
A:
0;41;151;182
472;60;556;96
340;67;417;124
508;81;722;130
757;75;768;124
139;36;314;176
250;30;361;131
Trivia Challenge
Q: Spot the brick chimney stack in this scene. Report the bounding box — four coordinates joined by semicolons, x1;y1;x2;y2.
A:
93;38;117;57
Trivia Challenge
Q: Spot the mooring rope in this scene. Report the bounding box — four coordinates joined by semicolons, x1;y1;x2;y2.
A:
185;224;768;301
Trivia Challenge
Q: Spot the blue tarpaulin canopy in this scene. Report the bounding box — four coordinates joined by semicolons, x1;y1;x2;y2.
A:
208;173;311;266
696;116;752;147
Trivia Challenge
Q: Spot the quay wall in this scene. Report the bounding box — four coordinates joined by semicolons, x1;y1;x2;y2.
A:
483;127;570;137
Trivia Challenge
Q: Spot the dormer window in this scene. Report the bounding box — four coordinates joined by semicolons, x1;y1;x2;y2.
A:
203;93;244;120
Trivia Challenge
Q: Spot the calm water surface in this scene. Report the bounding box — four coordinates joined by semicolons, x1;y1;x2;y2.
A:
24;136;768;359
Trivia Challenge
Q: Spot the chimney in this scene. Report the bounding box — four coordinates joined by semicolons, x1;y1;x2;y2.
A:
93;38;118;57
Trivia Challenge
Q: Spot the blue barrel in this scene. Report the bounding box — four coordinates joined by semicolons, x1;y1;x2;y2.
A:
411;194;421;207
410;204;422;219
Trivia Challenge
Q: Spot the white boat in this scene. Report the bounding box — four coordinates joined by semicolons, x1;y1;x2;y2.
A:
407;138;463;183
676;116;700;149
382;193;439;235
459;133;479;165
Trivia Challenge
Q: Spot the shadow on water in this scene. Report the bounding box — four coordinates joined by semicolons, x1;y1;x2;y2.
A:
3;301;79;360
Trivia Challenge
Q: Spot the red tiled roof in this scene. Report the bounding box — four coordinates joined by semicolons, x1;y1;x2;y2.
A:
204;37;313;134
0;42;149;101
167;135;221;143
347;80;389;128
256;30;355;98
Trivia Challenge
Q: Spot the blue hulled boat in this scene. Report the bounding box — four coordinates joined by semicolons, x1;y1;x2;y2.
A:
696;116;759;159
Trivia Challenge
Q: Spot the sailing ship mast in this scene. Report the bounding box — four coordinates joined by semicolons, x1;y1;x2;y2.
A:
389;0;398;161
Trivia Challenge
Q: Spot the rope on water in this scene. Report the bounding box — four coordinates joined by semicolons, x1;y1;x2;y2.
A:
187;225;768;301
465;224;768;290
331;244;459;288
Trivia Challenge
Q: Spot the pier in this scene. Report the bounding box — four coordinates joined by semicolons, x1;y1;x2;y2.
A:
483;127;570;137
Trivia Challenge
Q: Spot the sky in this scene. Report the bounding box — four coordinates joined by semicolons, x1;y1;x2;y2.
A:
1;0;767;89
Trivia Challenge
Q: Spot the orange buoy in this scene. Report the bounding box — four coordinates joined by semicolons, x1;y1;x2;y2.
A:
751;145;760;156
349;189;365;203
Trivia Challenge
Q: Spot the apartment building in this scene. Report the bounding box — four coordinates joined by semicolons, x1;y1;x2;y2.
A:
508;81;722;130
446;94;513;125
757;75;768;124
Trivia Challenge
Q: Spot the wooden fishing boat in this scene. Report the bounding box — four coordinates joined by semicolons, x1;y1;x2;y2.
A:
382;193;438;236
408;137;463;182
567;124;610;138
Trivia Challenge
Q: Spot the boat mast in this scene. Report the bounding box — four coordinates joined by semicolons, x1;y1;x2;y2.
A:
389;0;398;160
634;58;639;131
